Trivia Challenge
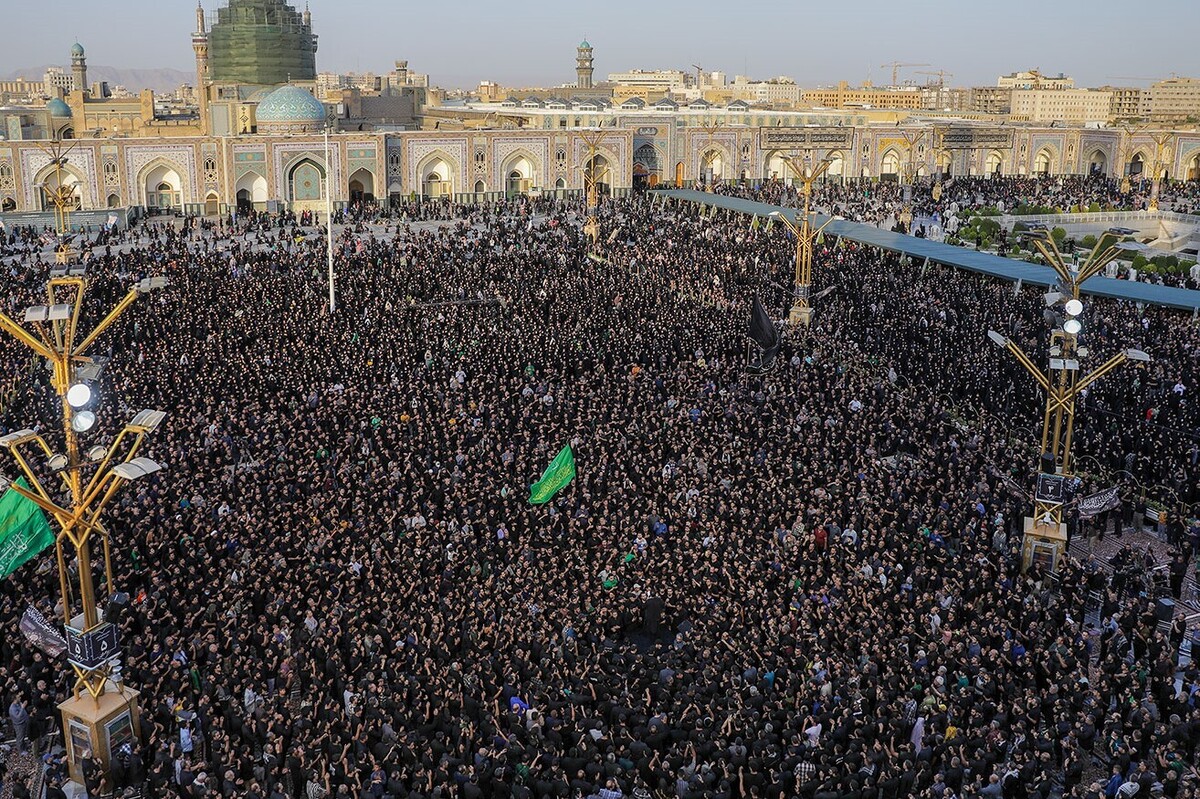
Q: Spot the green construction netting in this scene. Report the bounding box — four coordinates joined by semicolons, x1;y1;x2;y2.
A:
209;0;317;86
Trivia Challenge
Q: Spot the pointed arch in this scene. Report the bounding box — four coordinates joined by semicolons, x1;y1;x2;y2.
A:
136;157;189;209
1128;150;1149;177
415;149;460;198
34;162;90;210
287;158;327;204
500;148;541;195
985;150;1005;176
347;167;376;204
1034;146;1057;176
880;149;901;180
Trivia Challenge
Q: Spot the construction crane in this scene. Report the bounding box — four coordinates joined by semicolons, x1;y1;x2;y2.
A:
692;64;705;89
1105;75;1174;83
880;62;929;86
915;70;953;88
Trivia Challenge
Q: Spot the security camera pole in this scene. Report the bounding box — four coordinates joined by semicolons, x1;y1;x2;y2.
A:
0;269;169;783
987;232;1148;571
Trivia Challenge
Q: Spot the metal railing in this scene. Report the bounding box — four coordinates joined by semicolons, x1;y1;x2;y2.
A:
1001;209;1200;227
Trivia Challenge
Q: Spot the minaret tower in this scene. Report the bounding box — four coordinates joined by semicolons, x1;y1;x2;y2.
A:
70;42;88;93
576;39;594;90
192;1;210;135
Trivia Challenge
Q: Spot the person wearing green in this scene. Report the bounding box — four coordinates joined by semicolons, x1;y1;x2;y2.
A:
529;445;576;505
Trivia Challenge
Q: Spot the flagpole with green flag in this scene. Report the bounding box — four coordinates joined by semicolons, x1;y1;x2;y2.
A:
529;445;576;505
0;477;55;580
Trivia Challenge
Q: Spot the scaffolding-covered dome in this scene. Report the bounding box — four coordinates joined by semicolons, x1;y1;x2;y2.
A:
208;0;318;86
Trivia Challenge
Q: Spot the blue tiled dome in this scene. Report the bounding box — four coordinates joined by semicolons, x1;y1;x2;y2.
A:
46;98;72;117
70;42;85;57
255;86;325;128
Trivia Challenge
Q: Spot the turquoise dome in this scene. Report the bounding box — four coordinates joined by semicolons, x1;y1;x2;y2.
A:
70;42;85;57
46;98;71;117
579;39;591;49
255;86;326;127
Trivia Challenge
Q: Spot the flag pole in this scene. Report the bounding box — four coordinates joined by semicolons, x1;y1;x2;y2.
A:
325;122;336;314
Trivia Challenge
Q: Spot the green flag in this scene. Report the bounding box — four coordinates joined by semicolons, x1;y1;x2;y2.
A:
0;478;55;580
529;445;576;505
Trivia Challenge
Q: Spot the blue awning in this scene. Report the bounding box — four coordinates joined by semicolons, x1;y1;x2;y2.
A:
661;190;1200;313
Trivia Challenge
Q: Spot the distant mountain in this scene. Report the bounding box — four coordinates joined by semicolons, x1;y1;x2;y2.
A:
1;65;193;94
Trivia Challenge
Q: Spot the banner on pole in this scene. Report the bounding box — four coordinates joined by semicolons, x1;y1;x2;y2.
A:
1077;486;1121;520
20;606;66;658
529;445;576;505
0;478;55;580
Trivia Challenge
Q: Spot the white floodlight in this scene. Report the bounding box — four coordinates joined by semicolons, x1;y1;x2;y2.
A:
71;411;96;433
1043;291;1063;307
23;306;49;323
66;383;92;409
87;446;107;462
1124;349;1151;363
46;304;72;321
1064;299;1084;317
986;330;1008;349
111;457;164;481
1063;318;1082;335
130;410;167;433
0;430;37;448
47;454;69;471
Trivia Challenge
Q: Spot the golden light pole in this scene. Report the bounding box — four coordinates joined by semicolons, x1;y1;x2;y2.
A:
768;154;836;326
987;232;1148;571
696;123;723;191
34;123;81;262
576;130;612;254
1115;122;1149;194
0;270;169;783
899;129;928;230
1146;131;1172;212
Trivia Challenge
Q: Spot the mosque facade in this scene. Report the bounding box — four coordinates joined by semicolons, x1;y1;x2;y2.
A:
2;1;1200;218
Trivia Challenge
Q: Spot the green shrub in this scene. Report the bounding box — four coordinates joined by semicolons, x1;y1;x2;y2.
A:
1080;234;1097;249
1050;227;1067;243
1013;221;1029;232
1087;202;1100;213
1131;254;1149;271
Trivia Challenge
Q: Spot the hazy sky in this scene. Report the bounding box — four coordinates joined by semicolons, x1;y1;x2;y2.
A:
3;0;1198;90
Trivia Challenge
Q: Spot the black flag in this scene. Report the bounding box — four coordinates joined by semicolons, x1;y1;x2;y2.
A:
748;295;781;370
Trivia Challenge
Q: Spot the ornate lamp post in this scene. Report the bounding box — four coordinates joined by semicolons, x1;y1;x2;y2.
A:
0;269;169;784
987;233;1148;571
576;130;611;255
1147;131;1172;212
768;153;837;326
33;121;80;262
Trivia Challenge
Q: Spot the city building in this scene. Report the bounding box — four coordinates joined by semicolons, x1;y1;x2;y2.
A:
1009;88;1112;125
1141;77;1200;122
920;86;971;113
969;87;1012;115
43;67;74;96
1097;86;1144;120
729;76;801;107
997;70;1074;90
803;82;924;110
607;70;689;93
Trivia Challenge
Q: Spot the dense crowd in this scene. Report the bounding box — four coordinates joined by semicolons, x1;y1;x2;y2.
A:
1;193;1198;799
